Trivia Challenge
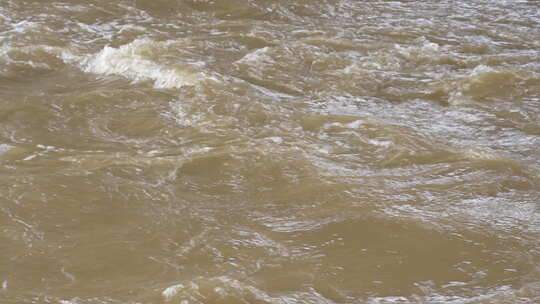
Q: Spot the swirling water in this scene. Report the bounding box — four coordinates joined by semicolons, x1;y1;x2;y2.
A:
0;0;539;303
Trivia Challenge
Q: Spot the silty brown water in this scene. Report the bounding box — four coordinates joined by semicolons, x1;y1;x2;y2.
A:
0;0;539;303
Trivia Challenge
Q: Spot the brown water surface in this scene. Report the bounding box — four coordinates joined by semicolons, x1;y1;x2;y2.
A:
0;0;539;303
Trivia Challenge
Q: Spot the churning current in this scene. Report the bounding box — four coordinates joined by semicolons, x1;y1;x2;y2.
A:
0;0;539;303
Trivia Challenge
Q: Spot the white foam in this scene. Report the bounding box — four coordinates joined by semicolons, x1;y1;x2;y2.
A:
9;20;39;34
235;47;270;65
268;136;283;144
320;120;362;132
162;284;184;301
169;102;204;127
470;64;495;75
368;284;538;304
0;144;11;155
80;39;201;89
385;194;540;235
23;154;37;161
462;148;502;161
396;40;440;60
0;43;76;70
117;23;147;34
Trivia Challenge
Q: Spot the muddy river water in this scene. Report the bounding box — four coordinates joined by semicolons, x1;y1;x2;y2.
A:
0;0;539;303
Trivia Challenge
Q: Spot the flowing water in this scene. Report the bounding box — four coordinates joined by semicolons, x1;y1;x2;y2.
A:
1;0;540;303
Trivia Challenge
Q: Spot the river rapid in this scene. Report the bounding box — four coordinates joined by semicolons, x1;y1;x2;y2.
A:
1;0;539;303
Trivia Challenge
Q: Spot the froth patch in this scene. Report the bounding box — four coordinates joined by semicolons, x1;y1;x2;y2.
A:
81;39;202;89
462;147;502;161
160;276;333;303
0;144;12;155
395;40;441;61
162;284;184;301
367;284;540;304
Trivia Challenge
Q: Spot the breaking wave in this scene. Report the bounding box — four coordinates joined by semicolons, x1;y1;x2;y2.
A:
80;39;206;89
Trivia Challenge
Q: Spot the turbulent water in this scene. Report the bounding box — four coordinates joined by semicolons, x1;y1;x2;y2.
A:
1;0;540;303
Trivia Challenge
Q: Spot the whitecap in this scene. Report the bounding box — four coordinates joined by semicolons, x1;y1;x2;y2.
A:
235;47;271;65
80;39;203;89
396;40;441;60
162;284;185;301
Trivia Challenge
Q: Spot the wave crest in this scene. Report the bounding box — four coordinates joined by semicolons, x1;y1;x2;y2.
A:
81;39;204;88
